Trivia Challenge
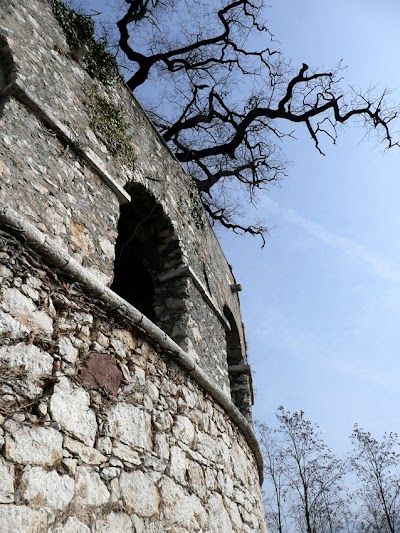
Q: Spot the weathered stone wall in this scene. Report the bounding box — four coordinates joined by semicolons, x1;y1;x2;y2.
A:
0;98;119;284
0;228;266;532
0;0;250;398
0;0;266;529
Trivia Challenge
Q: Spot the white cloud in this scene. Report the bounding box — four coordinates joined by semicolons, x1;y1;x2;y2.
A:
262;196;400;286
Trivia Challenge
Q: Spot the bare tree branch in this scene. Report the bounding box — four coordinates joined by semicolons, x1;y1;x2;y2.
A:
112;0;400;242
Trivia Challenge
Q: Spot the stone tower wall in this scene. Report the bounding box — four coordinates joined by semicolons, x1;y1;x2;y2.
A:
0;0;267;530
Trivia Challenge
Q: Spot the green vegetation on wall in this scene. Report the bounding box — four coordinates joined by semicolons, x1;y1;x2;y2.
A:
88;89;136;168
51;0;120;85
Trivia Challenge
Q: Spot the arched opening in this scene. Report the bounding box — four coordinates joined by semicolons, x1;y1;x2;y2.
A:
111;182;184;331
112;235;156;321
111;184;162;321
223;305;253;421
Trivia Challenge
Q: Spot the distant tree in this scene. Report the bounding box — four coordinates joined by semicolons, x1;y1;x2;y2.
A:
349;425;400;533
257;423;288;532
258;407;347;533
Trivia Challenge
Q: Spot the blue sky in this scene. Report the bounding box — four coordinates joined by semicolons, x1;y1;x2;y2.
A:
219;0;400;453
82;0;400;454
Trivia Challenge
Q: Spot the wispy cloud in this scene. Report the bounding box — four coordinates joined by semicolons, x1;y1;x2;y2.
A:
263;196;400;285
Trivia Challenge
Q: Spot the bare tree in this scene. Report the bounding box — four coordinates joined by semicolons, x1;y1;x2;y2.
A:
349;425;400;533
111;0;400;242
257;422;288;533
61;0;398;240
258;408;347;533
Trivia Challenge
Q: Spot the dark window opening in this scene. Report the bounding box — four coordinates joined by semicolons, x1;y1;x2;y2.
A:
111;183;170;322
224;305;253;421
224;305;243;367
112;238;156;321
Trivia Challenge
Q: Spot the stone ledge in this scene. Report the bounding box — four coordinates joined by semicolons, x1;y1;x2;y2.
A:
10;80;131;205
0;203;264;483
159;265;231;331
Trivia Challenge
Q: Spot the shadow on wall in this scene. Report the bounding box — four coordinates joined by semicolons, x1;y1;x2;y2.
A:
0;35;16;114
224;305;254;422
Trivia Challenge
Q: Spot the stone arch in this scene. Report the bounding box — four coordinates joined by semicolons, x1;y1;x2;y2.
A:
223;305;253;421
111;182;186;334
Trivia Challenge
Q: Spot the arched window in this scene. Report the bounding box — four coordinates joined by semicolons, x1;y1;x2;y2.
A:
223;305;253;421
111;182;184;334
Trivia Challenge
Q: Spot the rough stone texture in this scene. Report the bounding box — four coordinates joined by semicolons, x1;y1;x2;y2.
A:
50;517;91;533
4;421;63;466
1;287;53;335
159;476;207;530
0;458;14;503
0;0;266;528
50;378;97;447
94;513;134;533
0;231;267;531
0;343;53;399
0;310;29;339
107;403;152;450
20;467;75;510
0;505;48;533
120;470;159;517
64;436;106;465
206;492;235;533
74;467;110;507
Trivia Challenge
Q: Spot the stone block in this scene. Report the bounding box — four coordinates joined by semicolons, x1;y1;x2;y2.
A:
50;517;91;533
0;311;29;339
112;440;141;465
4;422;63;466
77;353;122;396
0;343;53;399
0;458;14;503
120;470;159;517
74;467;110;507
95;512;134;533
223;496;243;531
107;403;152;450
20;467;74;511
206;493;234;533
168;446;187;484
97;436;112;455
1;288;53;335
63;436;106;465
50;378;97;447
58;337;79;364
172;415;195;446
159;476;206;530
186;460;207;500
0;505;48;533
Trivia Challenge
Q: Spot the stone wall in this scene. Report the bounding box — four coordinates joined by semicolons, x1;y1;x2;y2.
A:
0;227;266;532
0;0;253;406
0;0;267;529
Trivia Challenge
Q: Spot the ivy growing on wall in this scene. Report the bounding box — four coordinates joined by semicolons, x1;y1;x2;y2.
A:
87;89;136;168
177;179;206;230
51;0;120;85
